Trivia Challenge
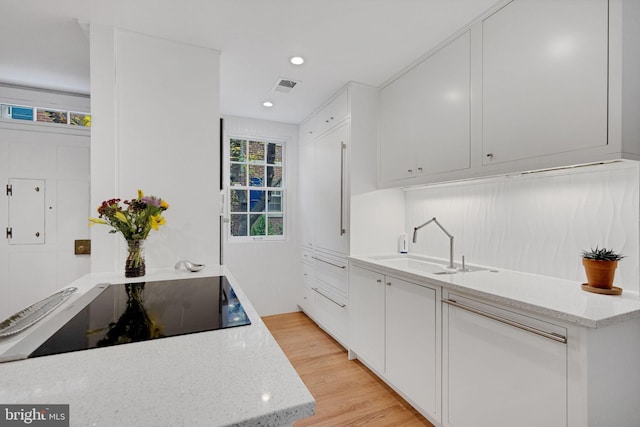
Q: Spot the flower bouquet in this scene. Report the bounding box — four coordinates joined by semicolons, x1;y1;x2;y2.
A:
90;190;169;277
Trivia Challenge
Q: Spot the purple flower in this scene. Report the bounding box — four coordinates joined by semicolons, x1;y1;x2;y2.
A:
141;196;162;207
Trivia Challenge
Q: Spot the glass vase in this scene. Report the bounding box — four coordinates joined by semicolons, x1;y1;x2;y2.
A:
125;239;146;278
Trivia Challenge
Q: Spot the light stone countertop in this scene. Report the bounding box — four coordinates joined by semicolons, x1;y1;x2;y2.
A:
349;254;640;328
0;266;315;426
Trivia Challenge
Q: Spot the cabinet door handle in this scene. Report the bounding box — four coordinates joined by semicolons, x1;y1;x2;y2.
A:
486;153;494;160
311;256;347;269
312;287;346;308
442;299;567;344
340;142;346;236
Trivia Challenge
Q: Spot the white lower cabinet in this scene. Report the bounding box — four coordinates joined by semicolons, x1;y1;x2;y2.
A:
298;257;314;315
386;276;440;420
308;251;349;346
349;267;385;373
312;286;348;345
349;265;441;424
350;261;639;427
442;292;567;427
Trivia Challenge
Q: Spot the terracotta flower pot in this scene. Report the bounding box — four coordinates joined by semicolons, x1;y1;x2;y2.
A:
582;258;618;289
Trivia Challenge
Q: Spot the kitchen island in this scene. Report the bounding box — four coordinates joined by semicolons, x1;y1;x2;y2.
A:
0;266;315;426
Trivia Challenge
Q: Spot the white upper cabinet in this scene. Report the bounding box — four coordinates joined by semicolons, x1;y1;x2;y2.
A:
316;90;349;136
299;114;317;142
379;0;639;188
482;0;608;165
380;31;471;183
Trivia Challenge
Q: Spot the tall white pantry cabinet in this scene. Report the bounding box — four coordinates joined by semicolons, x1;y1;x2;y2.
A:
297;82;378;346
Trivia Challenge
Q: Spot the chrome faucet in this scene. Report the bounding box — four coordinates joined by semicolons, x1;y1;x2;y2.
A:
412;217;455;270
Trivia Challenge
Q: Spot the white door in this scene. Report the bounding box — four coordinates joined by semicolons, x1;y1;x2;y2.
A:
443;294;567;427
349;266;385;373
386;277;440;419
482;0;608;164
7;178;45;245
314;123;349;255
380;30;471;183
414;30;471;176
380;73;417;182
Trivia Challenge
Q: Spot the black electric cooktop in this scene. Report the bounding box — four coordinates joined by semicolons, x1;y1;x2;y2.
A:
29;276;251;359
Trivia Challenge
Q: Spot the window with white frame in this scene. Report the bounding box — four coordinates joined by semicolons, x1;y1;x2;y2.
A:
0;103;91;127
227;137;285;240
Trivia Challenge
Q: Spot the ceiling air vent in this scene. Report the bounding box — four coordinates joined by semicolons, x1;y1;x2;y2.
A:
272;78;300;94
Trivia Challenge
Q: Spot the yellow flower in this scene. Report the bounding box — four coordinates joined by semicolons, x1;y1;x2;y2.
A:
88;217;107;226
150;214;166;231
114;211;128;223
160;200;169;209
137;189;144;199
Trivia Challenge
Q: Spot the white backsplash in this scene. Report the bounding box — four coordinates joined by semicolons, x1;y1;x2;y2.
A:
405;162;640;293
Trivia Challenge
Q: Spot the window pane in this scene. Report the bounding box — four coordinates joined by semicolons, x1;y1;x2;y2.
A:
268;191;282;212
249;214;266;236
37;108;68;124
70;112;91;127
230;164;246;186
230;139;246;162
249;165;264;187
2;104;34;121
249;190;266;212
248;140;265;162
267;143;283;165
230;189;247;212
230;214;248;237
227;136;285;240
267;166;283;187
267;215;284;236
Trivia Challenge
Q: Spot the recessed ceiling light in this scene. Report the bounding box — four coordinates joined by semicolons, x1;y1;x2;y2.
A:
290;56;304;65
263;101;274;108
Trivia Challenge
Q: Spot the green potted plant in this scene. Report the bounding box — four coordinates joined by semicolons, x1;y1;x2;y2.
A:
581;247;624;290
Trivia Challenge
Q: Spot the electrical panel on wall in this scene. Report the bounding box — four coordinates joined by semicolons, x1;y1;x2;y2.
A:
6;178;45;245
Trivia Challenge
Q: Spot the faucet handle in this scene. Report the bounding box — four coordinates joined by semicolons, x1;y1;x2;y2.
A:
458;255;472;272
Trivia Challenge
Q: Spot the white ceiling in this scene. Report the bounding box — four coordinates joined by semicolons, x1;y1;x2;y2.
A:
0;0;501;124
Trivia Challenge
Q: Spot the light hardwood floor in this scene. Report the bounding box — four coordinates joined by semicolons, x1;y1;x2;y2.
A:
262;312;434;427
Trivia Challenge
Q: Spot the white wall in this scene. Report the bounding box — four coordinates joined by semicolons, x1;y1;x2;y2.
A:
0;86;91;319
90;25;221;273
221;115;300;316
403;162;640;293
350;188;405;255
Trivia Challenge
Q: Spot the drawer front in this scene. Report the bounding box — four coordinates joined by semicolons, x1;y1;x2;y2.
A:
313;253;348;297
317;90;349;135
313;286;348;345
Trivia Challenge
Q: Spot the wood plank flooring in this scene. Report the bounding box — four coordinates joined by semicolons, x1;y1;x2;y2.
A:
262;312;434;427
